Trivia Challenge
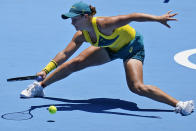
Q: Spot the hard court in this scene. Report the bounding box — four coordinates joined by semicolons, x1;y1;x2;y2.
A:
0;0;196;131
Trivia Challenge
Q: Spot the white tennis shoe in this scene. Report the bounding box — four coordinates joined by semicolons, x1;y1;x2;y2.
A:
20;81;44;98
175;100;194;116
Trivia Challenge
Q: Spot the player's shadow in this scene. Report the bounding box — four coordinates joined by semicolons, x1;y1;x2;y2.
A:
41;97;174;119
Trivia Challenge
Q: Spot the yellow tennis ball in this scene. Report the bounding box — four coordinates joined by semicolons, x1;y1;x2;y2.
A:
48;106;57;114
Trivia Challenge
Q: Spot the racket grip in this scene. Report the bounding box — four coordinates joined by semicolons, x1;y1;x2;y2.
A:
36;76;43;82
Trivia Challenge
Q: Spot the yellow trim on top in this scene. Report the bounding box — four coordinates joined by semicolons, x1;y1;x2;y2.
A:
91;17;120;46
82;30;92;43
82;17;136;52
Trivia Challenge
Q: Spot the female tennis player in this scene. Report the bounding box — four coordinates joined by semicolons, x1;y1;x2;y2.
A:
20;1;194;116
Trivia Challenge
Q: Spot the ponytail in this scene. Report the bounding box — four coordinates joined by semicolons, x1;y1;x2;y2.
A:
89;5;96;16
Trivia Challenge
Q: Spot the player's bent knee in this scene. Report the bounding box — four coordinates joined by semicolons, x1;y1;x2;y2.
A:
128;83;148;96
71;56;86;72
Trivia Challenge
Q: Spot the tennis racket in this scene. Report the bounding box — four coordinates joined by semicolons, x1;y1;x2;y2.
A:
7;75;43;82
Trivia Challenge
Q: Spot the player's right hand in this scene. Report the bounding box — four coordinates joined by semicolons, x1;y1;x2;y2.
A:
36;71;47;79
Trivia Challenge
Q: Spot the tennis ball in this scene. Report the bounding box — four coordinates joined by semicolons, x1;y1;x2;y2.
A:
48;105;57;114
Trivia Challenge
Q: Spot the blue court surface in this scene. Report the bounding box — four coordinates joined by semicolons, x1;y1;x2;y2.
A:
0;0;196;130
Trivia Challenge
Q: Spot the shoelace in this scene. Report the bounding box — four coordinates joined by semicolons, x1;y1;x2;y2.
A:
32;83;42;96
25;82;43;96
26;84;35;92
26;82;40;93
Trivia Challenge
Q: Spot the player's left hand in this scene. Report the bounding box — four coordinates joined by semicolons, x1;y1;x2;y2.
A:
158;11;178;28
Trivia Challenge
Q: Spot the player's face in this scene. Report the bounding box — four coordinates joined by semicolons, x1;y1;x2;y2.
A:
71;15;88;30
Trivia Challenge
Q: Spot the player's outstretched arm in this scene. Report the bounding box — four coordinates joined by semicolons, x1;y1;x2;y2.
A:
37;31;85;79
100;11;178;29
53;31;85;66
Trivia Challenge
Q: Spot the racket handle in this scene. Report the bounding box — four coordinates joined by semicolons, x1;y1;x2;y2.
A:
36;76;43;82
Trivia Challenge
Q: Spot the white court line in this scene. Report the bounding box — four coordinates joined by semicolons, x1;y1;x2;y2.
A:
174;48;196;70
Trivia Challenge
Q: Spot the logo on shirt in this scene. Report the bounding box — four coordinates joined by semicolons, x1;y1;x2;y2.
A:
129;47;133;53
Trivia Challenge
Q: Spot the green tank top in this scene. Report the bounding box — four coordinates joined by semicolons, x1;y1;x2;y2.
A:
82;17;136;52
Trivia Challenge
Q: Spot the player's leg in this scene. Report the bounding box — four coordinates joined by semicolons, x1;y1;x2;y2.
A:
124;58;178;107
41;46;111;87
20;46;111;98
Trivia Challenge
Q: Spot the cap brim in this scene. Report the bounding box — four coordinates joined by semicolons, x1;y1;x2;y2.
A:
61;12;80;19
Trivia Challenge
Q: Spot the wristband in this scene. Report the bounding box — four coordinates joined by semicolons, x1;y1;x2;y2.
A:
42;60;58;74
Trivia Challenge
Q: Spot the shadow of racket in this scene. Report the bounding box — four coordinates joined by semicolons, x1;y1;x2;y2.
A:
1;105;49;121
